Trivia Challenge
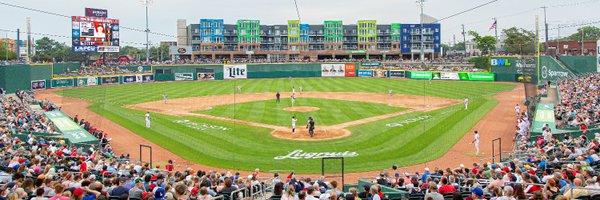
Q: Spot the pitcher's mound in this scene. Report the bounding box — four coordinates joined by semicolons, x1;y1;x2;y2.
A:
283;106;320;112
271;128;351;141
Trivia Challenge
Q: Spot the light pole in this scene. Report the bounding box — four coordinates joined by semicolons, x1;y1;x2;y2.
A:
142;0;152;63
417;0;425;61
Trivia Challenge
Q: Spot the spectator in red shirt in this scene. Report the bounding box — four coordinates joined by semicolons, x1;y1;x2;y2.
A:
165;160;174;172
438;178;456;195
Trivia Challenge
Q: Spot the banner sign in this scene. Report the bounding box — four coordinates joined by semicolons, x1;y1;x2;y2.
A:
440;72;460;80
44;111;98;144
321;64;345;77
198;73;215;80
389;70;405;78
85;8;108;18
409;71;433;80
344;64;356;77
224;64;247;79
122;75;136;84
349;50;367;54
175;73;194;81
51;79;74;88
373;70;388;77
169;46;192;55
358;70;373;77
137;75;154;82
31;80;46;90
101;76;119;84
467;73;495;81
361;62;381;68
432;72;441;80
77;77;98;86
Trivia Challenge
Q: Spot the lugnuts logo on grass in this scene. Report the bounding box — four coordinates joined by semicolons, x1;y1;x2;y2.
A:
224;64;247;79
274;150;358;160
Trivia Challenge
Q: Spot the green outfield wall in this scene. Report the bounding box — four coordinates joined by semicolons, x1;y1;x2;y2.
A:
557;56;597;74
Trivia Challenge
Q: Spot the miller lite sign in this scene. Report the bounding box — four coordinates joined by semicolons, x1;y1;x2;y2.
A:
224;65;247;79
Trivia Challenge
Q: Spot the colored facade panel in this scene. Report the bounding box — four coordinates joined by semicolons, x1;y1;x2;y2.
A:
237;19;261;43
358;20;377;43
300;24;309;43
324;20;343;43
391;23;401;43
288;20;300;43
400;23;441;53
199;19;224;43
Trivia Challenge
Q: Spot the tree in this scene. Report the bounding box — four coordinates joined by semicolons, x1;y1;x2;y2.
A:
454;42;465;51
502;27;536;55
468;31;497;55
0;40;17;60
33;37;70;62
564;26;600;41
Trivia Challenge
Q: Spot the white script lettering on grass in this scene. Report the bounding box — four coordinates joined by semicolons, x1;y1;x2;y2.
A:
385;115;431;127
173;120;229;131
274;150;359;160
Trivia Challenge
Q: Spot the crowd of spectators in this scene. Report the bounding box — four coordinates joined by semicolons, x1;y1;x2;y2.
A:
0;90;57;136
555;74;600;129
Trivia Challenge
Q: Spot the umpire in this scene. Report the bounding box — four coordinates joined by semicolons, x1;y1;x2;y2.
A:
306;117;315;137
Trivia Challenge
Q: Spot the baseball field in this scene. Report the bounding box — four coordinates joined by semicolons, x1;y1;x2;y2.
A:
45;78;515;173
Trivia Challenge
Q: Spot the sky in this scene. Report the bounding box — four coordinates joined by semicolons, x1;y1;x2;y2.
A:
0;0;598;48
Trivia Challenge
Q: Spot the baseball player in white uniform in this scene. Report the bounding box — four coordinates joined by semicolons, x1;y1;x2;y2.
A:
464;97;469;110
162;94;168;104
291;116;297;134
472;130;480;155
291;94;296;107
237;85;242;93
299;86;303;94
292;86;296;96
515;104;521;117
144;112;151;128
388;89;393;96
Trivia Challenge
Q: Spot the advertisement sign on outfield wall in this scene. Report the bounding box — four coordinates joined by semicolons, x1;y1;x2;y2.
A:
440;72;460;80
389;70;405;78
137;75;154;82
101;76;119;84
174;73;194;81
198;73;215;80
31;80;46;90
224;64;247;79
77;77;98;86
122;76;137;84
321;64;345;77
459;73;495;81
344;64;356;77
410;72;433;80
51;79;75;88
358;70;373;77
373;70;388;77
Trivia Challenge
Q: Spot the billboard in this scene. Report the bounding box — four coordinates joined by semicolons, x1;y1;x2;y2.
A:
51;79;74;88
31;80;46;90
409;71;433;80
389;70;405;78
122;75;137;84
467;73;495;81
175;73;194;81
224;65;247;79
358;70;373;77
321;64;345;77
169;46;192;55
373;70;388;77
77;77;98;86
101;76;119;84
198;73;215;80
137;75;154;82
440;72;460;80
85;8;108;18
72;16;120;53
344;64;356;77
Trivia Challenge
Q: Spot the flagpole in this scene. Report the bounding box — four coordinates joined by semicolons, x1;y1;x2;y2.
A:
493;18;498;54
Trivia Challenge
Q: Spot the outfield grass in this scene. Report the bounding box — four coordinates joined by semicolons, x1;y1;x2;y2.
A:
56;78;515;173
195;98;406;126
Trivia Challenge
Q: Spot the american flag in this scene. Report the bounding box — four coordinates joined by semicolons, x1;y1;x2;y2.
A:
489;20;497;31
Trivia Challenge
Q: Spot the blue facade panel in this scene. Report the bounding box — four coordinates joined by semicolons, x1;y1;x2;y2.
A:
200;19;225;43
400;23;441;53
300;24;310;42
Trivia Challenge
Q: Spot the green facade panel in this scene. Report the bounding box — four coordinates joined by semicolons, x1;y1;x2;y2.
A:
324;20;343;43
237;20;261;43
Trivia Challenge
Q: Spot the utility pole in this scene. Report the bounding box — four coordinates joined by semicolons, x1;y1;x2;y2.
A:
581;28;584;55
417;0;425;61
453;34;456;50
462;24;466;56
16;28;20;61
557;25;561;56
542;6;549;55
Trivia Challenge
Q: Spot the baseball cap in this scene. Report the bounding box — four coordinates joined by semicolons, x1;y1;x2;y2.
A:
191;187;199;195
472;187;484;197
135;178;143;184
142;192;152;200
424;167;430;171
73;188;84;196
154;187;166;200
